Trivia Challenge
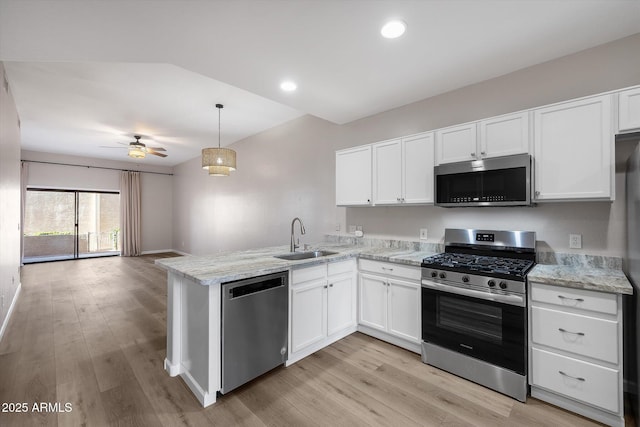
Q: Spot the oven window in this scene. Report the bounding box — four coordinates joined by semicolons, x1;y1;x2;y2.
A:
437;296;502;342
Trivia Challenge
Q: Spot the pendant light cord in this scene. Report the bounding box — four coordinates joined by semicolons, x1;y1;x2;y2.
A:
216;103;224;149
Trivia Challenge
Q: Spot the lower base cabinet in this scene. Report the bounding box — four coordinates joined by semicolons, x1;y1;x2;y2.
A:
529;282;624;427
287;259;357;365
358;259;421;353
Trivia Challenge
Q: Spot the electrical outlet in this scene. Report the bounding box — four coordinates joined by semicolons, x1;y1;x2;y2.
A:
335;224;341;232
420;229;428;240
348;225;356;233
356;225;363;232
569;234;582;249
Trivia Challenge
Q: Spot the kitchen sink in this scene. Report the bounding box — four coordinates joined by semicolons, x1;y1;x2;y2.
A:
274;250;338;260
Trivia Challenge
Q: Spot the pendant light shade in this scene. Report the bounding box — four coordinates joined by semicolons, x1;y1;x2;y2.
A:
202;104;236;176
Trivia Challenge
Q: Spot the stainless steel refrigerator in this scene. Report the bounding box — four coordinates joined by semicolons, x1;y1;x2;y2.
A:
624;134;640;420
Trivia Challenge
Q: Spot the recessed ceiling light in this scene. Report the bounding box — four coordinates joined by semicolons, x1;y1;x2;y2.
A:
280;81;297;92
381;20;406;39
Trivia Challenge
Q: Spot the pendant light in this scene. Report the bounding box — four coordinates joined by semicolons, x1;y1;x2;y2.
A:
202;103;236;176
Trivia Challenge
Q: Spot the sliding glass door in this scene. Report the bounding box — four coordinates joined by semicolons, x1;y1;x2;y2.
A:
23;189;120;263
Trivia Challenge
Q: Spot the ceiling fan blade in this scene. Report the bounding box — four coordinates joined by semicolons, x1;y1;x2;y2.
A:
146;146;166;151
148;151;168;158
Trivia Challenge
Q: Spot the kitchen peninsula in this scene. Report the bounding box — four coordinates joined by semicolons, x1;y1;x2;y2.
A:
155;242;435;407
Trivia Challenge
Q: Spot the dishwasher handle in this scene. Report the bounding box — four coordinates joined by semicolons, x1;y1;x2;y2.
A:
224;273;287;300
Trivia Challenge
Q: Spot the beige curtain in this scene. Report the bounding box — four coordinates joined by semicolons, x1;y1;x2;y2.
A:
20;161;28;264
120;171;141;256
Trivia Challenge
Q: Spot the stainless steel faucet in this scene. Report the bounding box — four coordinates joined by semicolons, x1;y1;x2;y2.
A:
290;217;306;252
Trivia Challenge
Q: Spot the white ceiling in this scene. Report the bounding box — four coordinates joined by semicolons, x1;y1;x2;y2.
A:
1;0;639;167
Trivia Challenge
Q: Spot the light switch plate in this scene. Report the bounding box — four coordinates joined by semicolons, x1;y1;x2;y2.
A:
569;234;582;249
420;229;428;240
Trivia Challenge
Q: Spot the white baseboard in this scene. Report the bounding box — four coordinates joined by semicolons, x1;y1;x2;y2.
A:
0;283;22;344
141;249;191;256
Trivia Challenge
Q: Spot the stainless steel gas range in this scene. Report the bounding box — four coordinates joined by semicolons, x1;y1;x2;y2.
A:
420;228;536;402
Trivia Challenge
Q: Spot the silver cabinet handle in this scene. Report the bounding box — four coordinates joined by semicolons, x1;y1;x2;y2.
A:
558;328;585;336
480;151;486;155
535;191;540;196
329;284;334;287
381;267;394;271
558;295;584;302
323;285;328;289
559;371;585;382
471;152;476;157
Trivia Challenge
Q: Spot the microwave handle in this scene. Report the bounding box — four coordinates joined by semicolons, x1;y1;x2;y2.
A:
421;280;525;307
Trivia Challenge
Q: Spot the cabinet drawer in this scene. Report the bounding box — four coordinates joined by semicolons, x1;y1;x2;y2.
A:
328;259;355;277
531;347;620;413
530;282;617;315
359;259;420;281
531;306;618;364
292;264;326;284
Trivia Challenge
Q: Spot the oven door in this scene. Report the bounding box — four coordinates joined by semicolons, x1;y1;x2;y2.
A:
421;282;526;375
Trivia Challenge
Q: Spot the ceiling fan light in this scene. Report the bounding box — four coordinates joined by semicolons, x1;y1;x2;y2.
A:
128;147;146;158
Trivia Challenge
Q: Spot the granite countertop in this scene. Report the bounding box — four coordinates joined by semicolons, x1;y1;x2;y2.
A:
528;264;633;295
155;242;439;286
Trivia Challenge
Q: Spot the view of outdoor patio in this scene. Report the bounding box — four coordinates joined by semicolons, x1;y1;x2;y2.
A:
23;190;120;262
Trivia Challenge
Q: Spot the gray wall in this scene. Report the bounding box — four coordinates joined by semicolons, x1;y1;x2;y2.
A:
0;62;22;340
173;33;640;257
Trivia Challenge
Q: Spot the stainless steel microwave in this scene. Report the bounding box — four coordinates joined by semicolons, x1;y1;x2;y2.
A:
434;154;532;207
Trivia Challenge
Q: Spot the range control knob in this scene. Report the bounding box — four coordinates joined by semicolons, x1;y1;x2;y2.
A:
488;280;496;287
499;281;508;289
439;272;447;279
462;276;469;283
431;271;438;278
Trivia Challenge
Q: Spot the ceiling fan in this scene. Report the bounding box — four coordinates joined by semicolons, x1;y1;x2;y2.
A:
102;135;168;159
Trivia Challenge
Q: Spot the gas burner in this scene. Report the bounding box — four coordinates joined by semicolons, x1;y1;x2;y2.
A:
422;252;534;279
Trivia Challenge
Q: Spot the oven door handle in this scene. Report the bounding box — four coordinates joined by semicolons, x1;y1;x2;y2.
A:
421;280;525;307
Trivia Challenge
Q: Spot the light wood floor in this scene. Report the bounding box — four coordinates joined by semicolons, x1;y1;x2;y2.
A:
0;254;630;426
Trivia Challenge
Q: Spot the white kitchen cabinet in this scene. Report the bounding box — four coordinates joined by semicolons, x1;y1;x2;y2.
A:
372;139;402;205
533;94;613;201
290;277;327;354
618;86;640;133
336;145;372;206
436;112;529;165
479;111;530;158
435;122;477;164
288;259;357;365
358;259;421;353
372;132;434;205
402;132;434;204
529;281;624;427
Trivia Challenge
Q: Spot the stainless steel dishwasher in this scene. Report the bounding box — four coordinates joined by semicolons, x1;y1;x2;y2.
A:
221;271;288;394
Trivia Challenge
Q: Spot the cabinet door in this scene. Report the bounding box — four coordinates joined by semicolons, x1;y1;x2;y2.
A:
479;112;529;158
358;274;387;331
327;275;356;336
372;139;402;205
534;95;612;200
435;123;477;165
618;87;640;132
291;280;327;353
387;278;421;343
402;132;434;204
336;146;372;206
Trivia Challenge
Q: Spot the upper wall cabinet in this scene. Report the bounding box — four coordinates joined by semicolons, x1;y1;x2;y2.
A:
618;87;640;133
435;123;477;164
336;145;372;206
533;94;613;201
372;132;434;205
435;112;529;165
479;111;530;158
